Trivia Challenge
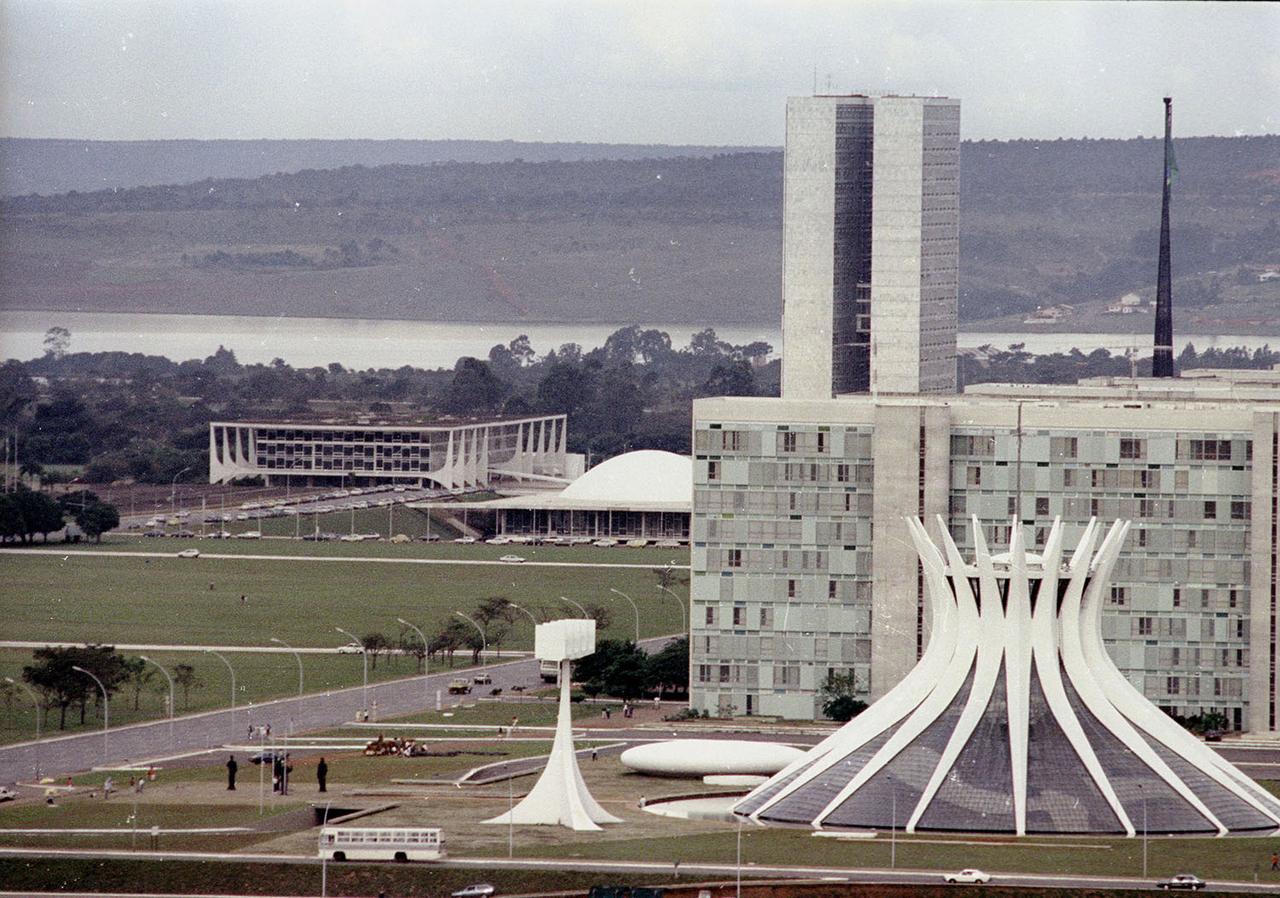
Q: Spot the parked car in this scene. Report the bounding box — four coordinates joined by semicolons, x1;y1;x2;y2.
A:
943;869;991;885
499;554;526;564
235;530;262;539
248;750;286;766
337;642;364;654
451;885;495;898
454;536;477;544
1203;730;1223;742
447;678;472;695
1157;874;1206;890
592;539;618;548
176;548;200;558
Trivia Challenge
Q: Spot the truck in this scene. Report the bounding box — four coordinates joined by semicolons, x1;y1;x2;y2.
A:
447;678;472;695
539;660;560;683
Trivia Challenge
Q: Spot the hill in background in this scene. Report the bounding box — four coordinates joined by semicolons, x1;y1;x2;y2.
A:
1;135;1276;328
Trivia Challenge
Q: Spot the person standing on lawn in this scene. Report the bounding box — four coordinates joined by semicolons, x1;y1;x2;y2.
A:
317;757;328;793
226;755;238;790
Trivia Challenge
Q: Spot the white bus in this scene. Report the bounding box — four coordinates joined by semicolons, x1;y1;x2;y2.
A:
318;826;446;862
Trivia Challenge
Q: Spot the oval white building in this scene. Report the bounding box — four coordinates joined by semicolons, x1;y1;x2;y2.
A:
621;739;805;778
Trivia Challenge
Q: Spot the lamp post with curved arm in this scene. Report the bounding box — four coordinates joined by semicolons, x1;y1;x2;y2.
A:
609;588;641;643
655;583;687;634
396;618;429;703
559;595;587;617
4;677;41;778
71;665;109;758
335;627;368;713
508;602;540;628
269;638;304;697
204;650;236;709
454;611;487;662
138;656;175;747
170;466;191;518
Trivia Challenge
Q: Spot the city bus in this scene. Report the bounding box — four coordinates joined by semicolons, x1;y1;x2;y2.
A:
318;826;446;861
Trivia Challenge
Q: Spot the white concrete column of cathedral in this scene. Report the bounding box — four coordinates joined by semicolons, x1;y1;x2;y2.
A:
735;516;1280;837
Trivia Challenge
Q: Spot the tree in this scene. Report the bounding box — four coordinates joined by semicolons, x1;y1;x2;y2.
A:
9;487;65;543
172;663;202;710
575;640;650;700
398;628;426;674
442;357;507;415
702;360;755;397
42;326;71;359
18;461;45;488
647;637;689;698
583;603;612;632
360;632;391;669
819;671;868;723
75;501;120;543
474;597;515;650
23;645;127;729
121;657;155;711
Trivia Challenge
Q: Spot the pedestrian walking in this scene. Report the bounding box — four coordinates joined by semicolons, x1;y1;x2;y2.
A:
102;776;114;799
272;756;284;793
317;757;328;793
1271;852;1278;871
282;753;293;795
591;748;598;762
226;755;238;790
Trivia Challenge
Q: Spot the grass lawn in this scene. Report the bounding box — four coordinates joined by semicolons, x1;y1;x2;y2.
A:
509;823;1280;883
0;550;686;744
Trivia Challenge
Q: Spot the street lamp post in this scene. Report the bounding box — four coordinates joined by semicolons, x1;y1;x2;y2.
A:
138;656;175;747
4;676;41;778
454;611;487;662
889;774;897;869
205;650;237;709
170;466;191;518
559;596;587;617
655;583;687;633
71;665;109;759
1141;783;1148;877
396;618;430;705
270;638;304;697
508;602;540;628
320;797;334;897
608;588;640;643
335;627;369;714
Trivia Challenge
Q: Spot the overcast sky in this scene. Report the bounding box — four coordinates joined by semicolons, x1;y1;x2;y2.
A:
2;0;1276;144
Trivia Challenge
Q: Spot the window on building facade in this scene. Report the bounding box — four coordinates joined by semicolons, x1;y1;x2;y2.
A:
787;579;797;598
967;465;981;487
1035;496;1049;516
781;432;798;453
1137;617;1153;636
1120;438;1146;460
727;549;742;568
816;431;828;454
828;580;838;599
1232;500;1250;520
705;606;716;626
1111;586;1128;606
1204;500;1217;519
836;463;850;482
1173;587;1181;608
708;461;720;481
1166;675;1180;695
732;607;746;626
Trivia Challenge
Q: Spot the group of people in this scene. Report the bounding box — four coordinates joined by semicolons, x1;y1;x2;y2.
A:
225;754;328;793
100;767;156;799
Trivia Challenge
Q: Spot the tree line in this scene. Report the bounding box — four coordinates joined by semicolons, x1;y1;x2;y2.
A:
0;487;119;544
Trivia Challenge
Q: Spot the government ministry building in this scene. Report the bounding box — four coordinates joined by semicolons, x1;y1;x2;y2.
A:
690;371;1280;732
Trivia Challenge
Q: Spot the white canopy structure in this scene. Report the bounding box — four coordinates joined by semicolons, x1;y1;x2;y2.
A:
736;517;1280;836
483;619;620;832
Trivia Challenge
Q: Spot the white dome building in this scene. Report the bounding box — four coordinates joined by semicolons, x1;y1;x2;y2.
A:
440;450;692;544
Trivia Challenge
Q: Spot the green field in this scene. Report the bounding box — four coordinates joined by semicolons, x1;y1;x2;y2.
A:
510;823;1280;884
0;549;687;744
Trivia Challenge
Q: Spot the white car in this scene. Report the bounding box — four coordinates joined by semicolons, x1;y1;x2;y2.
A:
451;885;495;898
176;548;200;558
0;786;17;802
336;642;364;654
1157;874;1207;891
499;554;526;564
235;530;262;539
454;536;477;544
593;539;618;548
943;869;991;885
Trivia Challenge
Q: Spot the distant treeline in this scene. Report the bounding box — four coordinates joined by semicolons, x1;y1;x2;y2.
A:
3;327;1276;487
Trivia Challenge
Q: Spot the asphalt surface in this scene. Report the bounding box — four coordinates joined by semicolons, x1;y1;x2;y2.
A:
0;656;542;786
1;848;1279;893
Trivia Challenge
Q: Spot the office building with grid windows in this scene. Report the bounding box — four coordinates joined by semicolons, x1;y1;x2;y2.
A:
781;94;959;400
691;373;1280;732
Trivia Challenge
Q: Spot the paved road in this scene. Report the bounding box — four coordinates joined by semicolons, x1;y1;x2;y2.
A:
0;547;685;570
0;636;677;786
0;656;542;786
0;640;531;657
1;849;1278;893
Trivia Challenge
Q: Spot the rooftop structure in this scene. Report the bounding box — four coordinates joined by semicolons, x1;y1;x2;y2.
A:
737;517;1280;835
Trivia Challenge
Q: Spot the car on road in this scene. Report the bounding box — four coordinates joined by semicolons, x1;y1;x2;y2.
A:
447;678;472;694
176;548;200;558
499;554;525;564
337;642;364;654
0;786;16;802
235;530;262;539
451;885;495;898
1203;729;1223;742
943;870;991;885
454;536;477;544
1157;874;1207;890
249;750;286;766
472;673;493;685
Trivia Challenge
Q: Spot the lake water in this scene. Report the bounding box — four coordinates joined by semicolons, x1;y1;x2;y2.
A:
1;309;1275;369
